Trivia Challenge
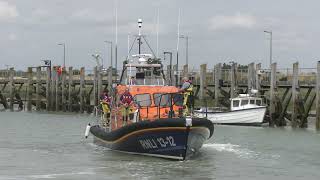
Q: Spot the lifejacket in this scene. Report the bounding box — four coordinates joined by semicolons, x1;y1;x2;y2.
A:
184;82;193;96
120;92;133;104
101;95;111;104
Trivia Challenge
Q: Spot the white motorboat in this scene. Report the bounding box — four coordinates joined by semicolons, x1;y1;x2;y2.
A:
194;94;267;126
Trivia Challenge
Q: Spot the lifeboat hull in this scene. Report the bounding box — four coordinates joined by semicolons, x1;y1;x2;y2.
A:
90;118;214;160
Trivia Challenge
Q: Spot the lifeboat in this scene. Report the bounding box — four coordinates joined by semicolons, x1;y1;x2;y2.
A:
88;19;214;160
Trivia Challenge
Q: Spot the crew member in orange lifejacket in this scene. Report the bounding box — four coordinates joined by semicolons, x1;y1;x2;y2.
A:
120;88;134;124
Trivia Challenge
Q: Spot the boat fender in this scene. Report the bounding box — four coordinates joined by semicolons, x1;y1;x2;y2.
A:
84;123;91;138
185;117;192;127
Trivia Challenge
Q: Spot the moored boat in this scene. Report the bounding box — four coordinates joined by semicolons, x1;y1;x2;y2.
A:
87;19;214;160
194;93;267;126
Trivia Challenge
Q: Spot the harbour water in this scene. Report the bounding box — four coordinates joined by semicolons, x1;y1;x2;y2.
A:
0;111;319;180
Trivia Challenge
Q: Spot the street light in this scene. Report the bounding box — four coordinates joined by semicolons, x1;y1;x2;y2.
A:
104;41;113;68
58;43;66;67
264;30;272;67
179;35;189;65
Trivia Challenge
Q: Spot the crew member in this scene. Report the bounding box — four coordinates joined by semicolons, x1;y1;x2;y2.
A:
100;89;111;126
120;88;134;125
179;77;194;116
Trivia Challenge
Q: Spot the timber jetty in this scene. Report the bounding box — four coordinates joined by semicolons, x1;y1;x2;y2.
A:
0;61;320;130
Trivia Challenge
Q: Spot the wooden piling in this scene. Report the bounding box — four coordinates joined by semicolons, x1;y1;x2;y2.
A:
230;63;237;98
214;63;221;107
173;65;177;86
61;68;66;112
51;67;56;111
255;63;261;95
46;67;51;111
269;63;277;127
26;67;32;111
80;67;85;113
108;66;113;91
9;68;14;111
93;66;98;106
316;61;320;130
166;65;172;85
97;66;102;95
247;62;255;91
68;67;73;111
183;64;188;78
291;62;299;128
199;64;207;101
36;67;41;111
55;68;60;111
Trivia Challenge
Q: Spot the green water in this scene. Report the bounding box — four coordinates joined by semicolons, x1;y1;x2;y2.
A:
0;111;319;180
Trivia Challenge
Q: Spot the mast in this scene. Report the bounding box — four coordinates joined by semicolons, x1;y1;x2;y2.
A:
176;9;181;87
138;19;142;55
156;8;159;58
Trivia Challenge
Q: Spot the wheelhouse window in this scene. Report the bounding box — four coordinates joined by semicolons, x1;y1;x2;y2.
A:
250;100;255;104
241;99;249;106
134;94;151;107
153;93;170;107
256;99;262;106
232;100;240;107
173;94;183;106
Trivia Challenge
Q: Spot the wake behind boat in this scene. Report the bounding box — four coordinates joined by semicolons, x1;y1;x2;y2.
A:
86;19;214;160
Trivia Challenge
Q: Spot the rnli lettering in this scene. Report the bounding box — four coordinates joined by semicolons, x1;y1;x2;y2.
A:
139;136;176;150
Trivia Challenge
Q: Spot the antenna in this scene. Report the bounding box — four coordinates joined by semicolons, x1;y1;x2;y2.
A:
156;8;159;58
176;8;181;52
127;34;130;59
114;0;118;73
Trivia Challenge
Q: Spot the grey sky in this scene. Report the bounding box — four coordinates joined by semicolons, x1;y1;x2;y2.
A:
0;0;319;71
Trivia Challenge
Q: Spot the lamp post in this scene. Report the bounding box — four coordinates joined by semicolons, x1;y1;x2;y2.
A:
104;41;113;68
264;30;272;68
179;35;189;65
164;52;173;86
58;43;66;67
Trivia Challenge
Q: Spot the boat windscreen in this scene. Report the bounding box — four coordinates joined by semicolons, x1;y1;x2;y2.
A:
154;93;170;107
172;94;183;106
134;94;151;107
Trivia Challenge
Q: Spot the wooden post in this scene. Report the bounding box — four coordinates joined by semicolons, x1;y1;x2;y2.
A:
183;64;189;79
68;67;73;112
108;66;113;91
80;67;85;113
35;67;41;111
9;68;14;111
97;66;102;96
199;64;207;101
51;67;56;111
247;62;255;91
173;65;177;86
55;68;60;111
255;63;261;96
269;63;277;127
166;65;172;85
291;62;299;128
61;68;66;112
214;63;222;107
46;67;51;111
93;66;98;106
316;61;320;130
27;67;32;111
230;63;237;98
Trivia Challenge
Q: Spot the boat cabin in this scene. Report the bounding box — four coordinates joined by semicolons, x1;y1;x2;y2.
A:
230;94;264;111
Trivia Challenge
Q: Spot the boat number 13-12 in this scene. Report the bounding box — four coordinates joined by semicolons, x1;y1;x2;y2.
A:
139;136;176;150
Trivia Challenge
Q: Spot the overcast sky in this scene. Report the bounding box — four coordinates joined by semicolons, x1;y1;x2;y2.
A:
0;0;319;70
